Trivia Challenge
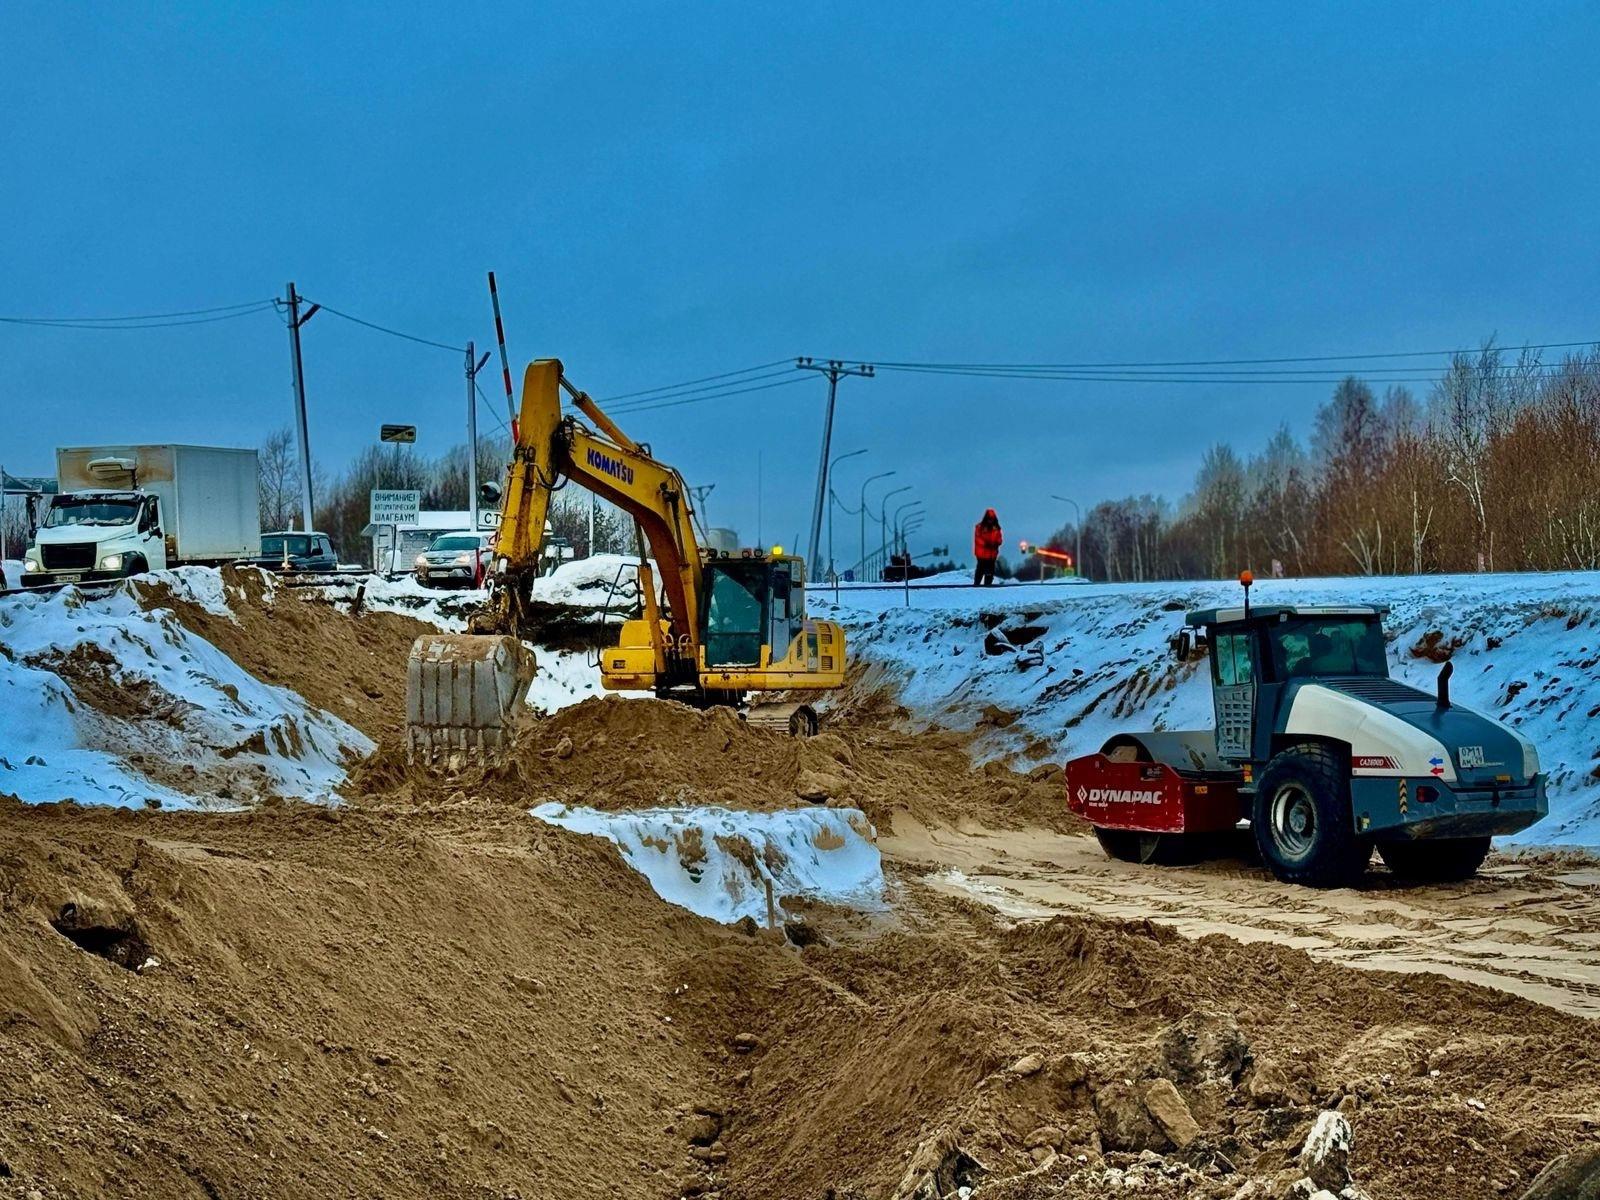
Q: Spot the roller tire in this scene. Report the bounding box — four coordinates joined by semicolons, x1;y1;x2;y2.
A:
1252;743;1370;887
1377;836;1491;882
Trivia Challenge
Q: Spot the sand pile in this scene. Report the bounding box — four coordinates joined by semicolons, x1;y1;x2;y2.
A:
137;566;434;742
347;693;1080;836
3;794;1597;1199
668;885;1600;1200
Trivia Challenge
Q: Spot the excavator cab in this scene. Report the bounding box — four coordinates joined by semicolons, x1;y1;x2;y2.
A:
701;554;802;668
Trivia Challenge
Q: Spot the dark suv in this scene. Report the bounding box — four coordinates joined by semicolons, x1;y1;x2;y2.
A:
245;532;339;574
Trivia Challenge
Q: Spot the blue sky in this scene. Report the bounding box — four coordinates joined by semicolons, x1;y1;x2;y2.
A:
3;2;1598;564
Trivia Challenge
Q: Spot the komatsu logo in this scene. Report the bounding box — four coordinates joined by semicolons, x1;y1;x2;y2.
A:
1076;786;1163;806
586;447;634;485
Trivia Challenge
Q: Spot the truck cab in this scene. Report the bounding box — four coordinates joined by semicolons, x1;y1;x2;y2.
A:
1182;601;1546;883
23;490;167;585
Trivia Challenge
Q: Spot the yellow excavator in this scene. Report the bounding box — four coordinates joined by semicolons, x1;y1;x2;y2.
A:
405;359;847;761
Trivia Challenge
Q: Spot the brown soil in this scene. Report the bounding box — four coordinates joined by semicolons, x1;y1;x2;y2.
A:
132;567;432;741
5;572;1600;1199
347;693;1082;837
2;795;1596;1200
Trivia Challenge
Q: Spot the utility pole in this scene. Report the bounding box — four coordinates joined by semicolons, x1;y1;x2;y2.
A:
798;358;873;571
283;282;320;532
466;342;490;528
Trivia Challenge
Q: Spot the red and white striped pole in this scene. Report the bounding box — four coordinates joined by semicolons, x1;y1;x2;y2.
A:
487;271;519;441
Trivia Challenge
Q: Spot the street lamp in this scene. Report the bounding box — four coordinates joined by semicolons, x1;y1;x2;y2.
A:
1051;494;1083;579
892;499;923;554
878;485;911;558
901;515;926;554
826;448;868;581
858;470;895;570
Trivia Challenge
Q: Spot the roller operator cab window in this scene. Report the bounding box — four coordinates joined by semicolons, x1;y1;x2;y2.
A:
704;561;768;667
1212;631;1255;686
1269;616;1388;679
44;497;141;528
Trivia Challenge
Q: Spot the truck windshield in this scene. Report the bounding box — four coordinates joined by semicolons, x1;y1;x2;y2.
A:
1268;617;1389;679
43;497;141;528
261;535;311;556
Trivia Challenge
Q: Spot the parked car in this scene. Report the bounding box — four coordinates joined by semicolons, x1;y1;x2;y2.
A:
415;531;492;588
243;531;340;574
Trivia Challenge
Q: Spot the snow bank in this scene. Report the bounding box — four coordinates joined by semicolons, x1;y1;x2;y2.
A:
0;582;370;809
529;802;884;923
818;572;1600;847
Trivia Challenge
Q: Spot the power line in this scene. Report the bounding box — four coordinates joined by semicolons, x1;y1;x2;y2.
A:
0;301;277;329
870;363;1600;386
603;366;799;410
607;374;811;415
473;381;512;435
597;359;793;403
309;301;466;353
865;338;1600;372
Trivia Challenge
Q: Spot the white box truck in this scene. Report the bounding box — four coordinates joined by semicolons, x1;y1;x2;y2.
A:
21;444;258;587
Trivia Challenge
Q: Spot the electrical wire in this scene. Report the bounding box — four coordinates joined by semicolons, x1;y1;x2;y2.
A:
597;359;794;403
604;367;801;411
863;339;1600;372
0;301;277;329
868;362;1600;386
311;302;465;353
607;374;811;415
473;381;512;435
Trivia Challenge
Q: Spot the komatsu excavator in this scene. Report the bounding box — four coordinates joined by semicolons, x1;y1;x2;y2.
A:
405;359;847;761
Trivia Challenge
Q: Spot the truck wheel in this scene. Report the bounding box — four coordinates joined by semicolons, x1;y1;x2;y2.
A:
1377;836;1491;882
1252;744;1370;887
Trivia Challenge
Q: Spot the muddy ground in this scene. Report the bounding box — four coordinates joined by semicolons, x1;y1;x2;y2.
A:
3;574;1599;1199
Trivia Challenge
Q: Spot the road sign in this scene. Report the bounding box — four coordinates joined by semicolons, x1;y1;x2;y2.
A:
380;424;417;444
370;489;421;526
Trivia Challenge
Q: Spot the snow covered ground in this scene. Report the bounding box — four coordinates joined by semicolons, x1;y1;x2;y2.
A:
816;572;1600;847
529;802;884;924
0;569;368;809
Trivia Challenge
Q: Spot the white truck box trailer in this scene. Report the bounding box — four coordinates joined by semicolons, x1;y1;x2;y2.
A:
21;444;258;586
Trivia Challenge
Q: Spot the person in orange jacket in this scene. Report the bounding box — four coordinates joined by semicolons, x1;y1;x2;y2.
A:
973;508;1003;586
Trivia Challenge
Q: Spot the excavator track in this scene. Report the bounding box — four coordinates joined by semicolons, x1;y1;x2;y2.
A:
744;701;821;738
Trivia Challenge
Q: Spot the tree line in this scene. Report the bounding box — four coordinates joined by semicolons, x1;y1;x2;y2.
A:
1044;344;1600;581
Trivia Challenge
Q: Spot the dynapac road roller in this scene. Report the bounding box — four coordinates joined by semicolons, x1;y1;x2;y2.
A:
1067;574;1547;887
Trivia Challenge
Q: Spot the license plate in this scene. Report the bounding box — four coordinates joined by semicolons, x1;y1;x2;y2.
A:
56;573;83;583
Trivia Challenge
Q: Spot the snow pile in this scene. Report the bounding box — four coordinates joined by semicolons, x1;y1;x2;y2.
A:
0;583;370;809
2;559;24;588
533;553;651;609
529;802;884;923
818;572;1600;847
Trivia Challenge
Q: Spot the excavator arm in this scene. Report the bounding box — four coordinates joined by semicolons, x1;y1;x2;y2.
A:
483;358;705;665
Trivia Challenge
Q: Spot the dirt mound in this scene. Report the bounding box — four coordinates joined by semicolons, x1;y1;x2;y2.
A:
137;567;432;741
347;693;1082;835
2;793;1596;1200
672;885;1600;1200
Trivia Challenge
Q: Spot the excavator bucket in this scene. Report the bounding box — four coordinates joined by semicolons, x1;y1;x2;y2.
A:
406;634;536;764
